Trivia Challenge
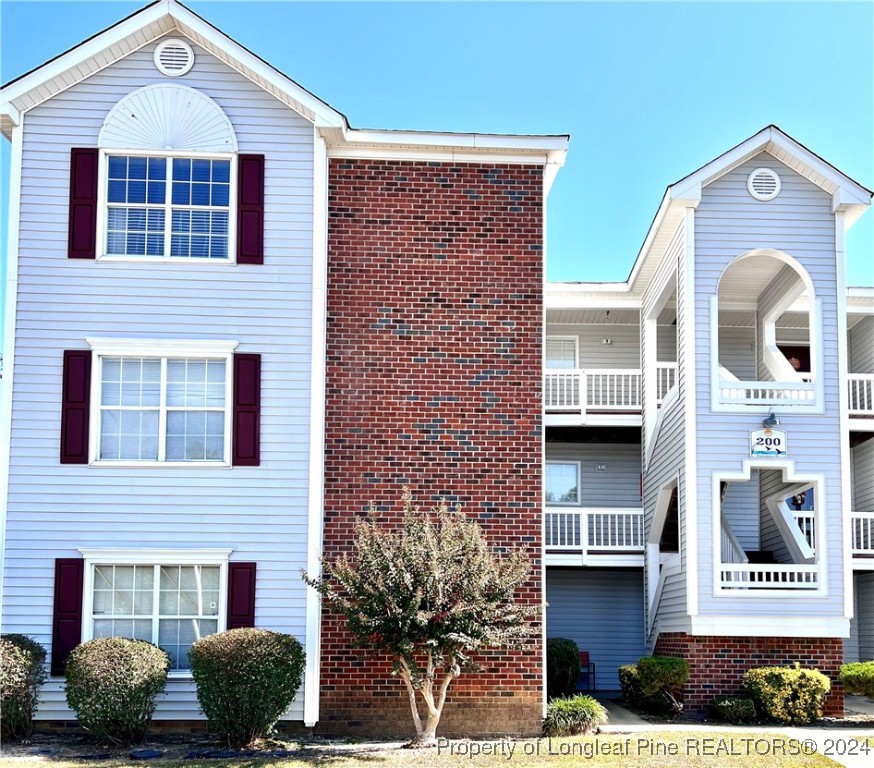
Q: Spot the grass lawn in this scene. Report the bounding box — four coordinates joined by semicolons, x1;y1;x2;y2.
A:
0;732;856;768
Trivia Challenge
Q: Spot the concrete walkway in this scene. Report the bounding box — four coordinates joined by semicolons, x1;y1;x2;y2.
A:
598;700;873;768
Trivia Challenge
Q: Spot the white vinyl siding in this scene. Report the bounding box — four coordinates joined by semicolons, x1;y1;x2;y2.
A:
547;443;641;508
4;36;315;721
693;153;845;619
849;316;874;374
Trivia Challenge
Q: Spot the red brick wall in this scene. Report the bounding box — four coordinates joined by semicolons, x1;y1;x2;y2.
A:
320;160;545;737
654;633;844;716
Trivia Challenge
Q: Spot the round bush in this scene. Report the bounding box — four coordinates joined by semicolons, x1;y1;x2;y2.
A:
546;638;580;699
1;634;47;741
189;628;305;747
542;694;608;736
840;661;874;699
743;664;830;725
65;638;169;745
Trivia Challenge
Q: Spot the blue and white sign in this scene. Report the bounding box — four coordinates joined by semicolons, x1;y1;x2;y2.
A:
750;428;787;458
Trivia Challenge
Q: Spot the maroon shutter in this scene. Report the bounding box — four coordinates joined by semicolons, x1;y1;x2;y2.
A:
227;562;257;629
232;353;261;466
60;350;91;464
237;154;265;264
51;558;84;676
68;148;99;259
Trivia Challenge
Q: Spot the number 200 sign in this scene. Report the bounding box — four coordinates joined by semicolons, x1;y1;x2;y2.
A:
750;428;788;458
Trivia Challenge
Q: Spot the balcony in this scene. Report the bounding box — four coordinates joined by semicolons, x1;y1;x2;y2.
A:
849;374;874;420
851;512;874;568
544;364;676;425
717;378;816;406
545;507;644;566
719;564;820;590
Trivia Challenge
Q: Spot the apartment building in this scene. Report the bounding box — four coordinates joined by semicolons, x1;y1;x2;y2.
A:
0;0;871;736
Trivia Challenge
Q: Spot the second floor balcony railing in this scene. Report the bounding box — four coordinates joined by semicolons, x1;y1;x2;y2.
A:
849;373;874;417
544;364;677;413
545;507;644;560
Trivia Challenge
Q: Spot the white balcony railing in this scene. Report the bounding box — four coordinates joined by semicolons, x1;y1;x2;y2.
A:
793;511;817;553
718;379;816;406
545;508;644;557
720;564;819;590
849;374;874;416
656;363;677;403
851;512;874;557
544;364;676;414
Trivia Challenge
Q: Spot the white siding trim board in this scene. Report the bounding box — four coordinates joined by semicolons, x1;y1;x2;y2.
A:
682;208;699;616
303;128;328;728
0;120;24;608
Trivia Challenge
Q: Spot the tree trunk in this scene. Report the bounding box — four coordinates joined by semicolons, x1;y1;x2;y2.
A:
406;714;441;748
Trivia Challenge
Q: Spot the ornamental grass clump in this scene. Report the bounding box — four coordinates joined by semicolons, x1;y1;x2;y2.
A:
64;637;169;745
742;664;830;725
546;638;580;700
542;695;608;736
1;634;47;741
304;488;539;747
840;661;874;700
189;628;305;747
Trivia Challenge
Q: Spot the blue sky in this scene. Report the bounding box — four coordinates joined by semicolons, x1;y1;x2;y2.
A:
1;0;872;318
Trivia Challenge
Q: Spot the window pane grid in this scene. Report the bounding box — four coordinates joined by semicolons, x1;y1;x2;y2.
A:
98;355;227;463
546;462;580;504
105;154;231;260
91;564;221;672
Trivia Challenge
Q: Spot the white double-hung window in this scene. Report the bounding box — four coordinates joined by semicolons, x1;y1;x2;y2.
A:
545;461;580;505
88;339;237;465
104;154;234;260
80;549;231;672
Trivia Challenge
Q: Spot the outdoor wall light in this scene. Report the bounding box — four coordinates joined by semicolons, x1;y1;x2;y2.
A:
762;411;780;429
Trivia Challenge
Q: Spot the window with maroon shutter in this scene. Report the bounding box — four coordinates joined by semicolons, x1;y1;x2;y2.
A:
60;350;91;464
237;154;265;264
51;559;84;676
233;353;261;466
68;148;99;259
227;562;257;629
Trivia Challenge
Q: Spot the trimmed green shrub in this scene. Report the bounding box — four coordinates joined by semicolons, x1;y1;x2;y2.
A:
1;634;47;741
618;664;641;705
546;638;580;699
743;664;831;725
840;661;874;700
637;656;689;715
189;628;305;747
65;637;169;745
710;696;757;724
542;694;608;736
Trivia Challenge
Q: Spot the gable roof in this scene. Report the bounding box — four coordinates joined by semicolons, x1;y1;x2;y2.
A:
0;0;347;135
0;0;568;178
626;125;872;292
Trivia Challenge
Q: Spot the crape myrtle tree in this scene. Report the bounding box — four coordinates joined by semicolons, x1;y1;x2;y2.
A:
304;488;540;747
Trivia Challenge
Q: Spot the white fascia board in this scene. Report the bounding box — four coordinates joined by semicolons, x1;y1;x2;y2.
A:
338;128;569;153
626;192;671;291
689;615;850;638
545;292;641;311
0;0;347;133
0;2;168;107
168;4;344;129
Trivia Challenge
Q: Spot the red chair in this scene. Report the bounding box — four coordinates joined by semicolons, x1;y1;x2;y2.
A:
578;651;596;691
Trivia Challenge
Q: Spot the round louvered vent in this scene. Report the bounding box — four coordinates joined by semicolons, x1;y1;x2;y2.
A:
747;168;781;201
154;39;194;77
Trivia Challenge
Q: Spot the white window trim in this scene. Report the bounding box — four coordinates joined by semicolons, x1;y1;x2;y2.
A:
95;148;238;264
545;335;579;370
710;463;828;599
86;338;238;468
545;460;581;506
78;548;231;678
